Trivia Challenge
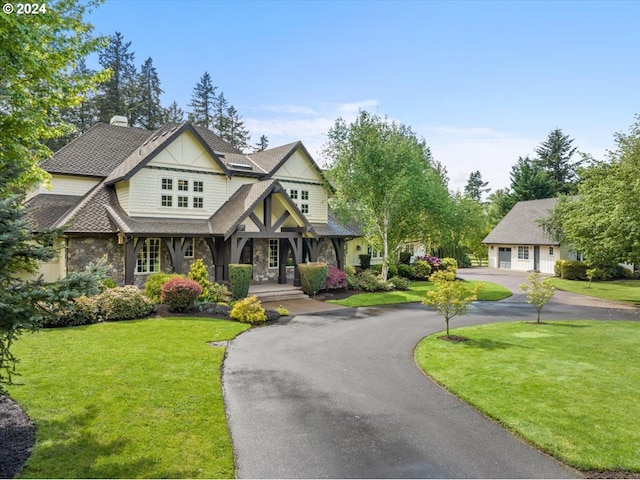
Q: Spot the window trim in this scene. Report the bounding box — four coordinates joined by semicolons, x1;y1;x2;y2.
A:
269;239;279;268
136;238;161;274
517;245;530;260
184;238;194;258
549;246;554;256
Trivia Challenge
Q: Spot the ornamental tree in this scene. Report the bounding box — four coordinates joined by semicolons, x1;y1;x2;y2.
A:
519;272;556;323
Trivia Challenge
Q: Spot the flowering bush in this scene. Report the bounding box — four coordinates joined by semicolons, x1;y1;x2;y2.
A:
324;265;348;291
230;295;267;323
161;278;203;312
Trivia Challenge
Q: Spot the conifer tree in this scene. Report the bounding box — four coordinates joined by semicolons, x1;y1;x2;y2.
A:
212;91;229;136
464;170;490;201
136;57;165;129
165;101;185;123
188;71;217;129
254;134;269;152
222;105;250;151
535;128;579;194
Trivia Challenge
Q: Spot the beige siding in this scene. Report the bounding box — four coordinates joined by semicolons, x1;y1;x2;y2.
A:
345;238;383;267
148;131;227;173
115;181;130;213
19;238;66;282
226;176;258;200
278;182;327;223
36;174;99;197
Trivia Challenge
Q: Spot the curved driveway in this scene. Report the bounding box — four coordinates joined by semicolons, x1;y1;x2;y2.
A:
223;268;639;478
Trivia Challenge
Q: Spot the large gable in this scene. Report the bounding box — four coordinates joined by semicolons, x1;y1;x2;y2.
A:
483;198;559;245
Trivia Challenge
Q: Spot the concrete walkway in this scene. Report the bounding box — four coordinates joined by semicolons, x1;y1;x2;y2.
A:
223;268;638;478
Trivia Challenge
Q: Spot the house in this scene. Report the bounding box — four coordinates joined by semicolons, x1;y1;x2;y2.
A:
25;118;359;287
482;198;580;274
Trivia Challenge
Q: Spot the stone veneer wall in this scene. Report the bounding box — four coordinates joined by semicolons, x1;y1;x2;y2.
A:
252;238;278;282
317;238;338;266
67;235;125;285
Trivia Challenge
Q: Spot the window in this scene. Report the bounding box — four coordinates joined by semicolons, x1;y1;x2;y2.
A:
184;239;194;258
301;190;309;201
301;204;309;214
137;238;160;274
178;196;189;208
269;239;279;268
549;246;554;256
290;189;298;199
367;245;382;259
518;246;529;260
193;197;203;209
161;195;173;207
161;178;173;190
178;179;189;191
193;181;203;193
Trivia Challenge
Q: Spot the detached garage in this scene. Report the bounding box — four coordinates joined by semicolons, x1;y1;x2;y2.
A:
483;198;579;274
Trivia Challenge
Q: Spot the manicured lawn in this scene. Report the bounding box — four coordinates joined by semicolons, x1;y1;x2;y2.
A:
327;280;511;308
549;278;640;305
7;317;250;479
415;321;640;473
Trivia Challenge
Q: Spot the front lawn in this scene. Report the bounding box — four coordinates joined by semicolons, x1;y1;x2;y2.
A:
415;321;640;474
327;280;511;308
7;317;250;479
549;278;640;305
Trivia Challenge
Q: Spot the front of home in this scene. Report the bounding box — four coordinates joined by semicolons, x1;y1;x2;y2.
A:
26;118;359;287
482;198;579;274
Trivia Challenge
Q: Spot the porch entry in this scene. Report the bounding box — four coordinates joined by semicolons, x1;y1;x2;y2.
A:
498;247;511;269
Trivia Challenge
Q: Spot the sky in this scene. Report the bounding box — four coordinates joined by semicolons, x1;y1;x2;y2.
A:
85;0;640;194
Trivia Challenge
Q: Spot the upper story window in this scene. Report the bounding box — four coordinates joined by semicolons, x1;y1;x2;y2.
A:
301;190;309;201
518;246;530;260
178;196;189;208
161;178;173;191
178;179;189;191
290;189;298;199
367;245;382;259
193;197;204;209
301;204;309;214
193;181;203;193
160;177;204;210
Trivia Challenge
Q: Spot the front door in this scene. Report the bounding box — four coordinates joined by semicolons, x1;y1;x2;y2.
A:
498;247;512;269
534;246;540;271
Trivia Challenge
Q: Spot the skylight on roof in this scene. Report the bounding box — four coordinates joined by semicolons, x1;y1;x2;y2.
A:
230;163;253;170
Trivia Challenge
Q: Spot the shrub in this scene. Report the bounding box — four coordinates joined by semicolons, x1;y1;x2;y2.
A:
325;265;348;291
230;296;267;324
359;254;371;270
387;263;398;278
188;259;231;303
554;259;566;277
413;260;432;280
414;255;441;271
440;257;458;277
355;270;394;292
399;251;412;265
388;276;410;290
299;262;328;297
560;260;588;280
144;273;183;303
161;278;203;312
276;306;290;316
41;295;100;328
397;264;414;279
344;264;357;290
102;277;118;289
371;263;382;274
603;264;633;280
197;302;231;318
95;286;156;321
229;264;252;300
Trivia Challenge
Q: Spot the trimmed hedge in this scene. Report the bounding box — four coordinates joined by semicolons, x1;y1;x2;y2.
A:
299;262;328;297
229;264;252;300
559;260;588;280
161;277;203;312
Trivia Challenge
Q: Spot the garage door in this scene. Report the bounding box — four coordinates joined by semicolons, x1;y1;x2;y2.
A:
498;247;511;269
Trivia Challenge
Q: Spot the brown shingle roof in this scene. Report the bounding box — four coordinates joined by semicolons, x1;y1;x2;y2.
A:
61;183;117;233
311;210;360;238
25;194;84;230
482;198;560;245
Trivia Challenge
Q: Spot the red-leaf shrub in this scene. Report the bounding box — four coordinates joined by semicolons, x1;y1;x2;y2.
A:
161;277;203;312
324;265;348;291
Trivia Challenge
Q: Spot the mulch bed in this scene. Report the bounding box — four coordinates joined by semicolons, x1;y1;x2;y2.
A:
0;394;35;479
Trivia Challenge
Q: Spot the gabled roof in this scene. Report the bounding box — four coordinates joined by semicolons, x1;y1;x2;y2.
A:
209;180;317;240
105;123;232;185
42;123;152;177
25;194;84;230
483;198;560;245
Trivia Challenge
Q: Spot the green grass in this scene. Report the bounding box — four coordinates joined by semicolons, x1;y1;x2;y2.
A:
327;280;511;308
7;317;250;479
415;321;640;473
549;278;640;305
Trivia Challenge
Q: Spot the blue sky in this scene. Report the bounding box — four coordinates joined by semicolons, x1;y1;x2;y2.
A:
85;0;640;193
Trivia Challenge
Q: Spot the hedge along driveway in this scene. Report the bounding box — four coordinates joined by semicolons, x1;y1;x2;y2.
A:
7;317;250;479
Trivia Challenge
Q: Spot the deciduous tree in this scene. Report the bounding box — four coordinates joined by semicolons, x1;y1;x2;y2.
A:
519;272;555;323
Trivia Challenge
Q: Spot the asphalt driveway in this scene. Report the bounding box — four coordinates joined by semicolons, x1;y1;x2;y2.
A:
223;268;639;478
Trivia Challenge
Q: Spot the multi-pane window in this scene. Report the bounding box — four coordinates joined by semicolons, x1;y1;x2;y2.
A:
178;179;189;191
549;246;554;256
289;189;298;199
160;177;205;209
367;245;382;259
518;246;529;260
301;204;309;214
184;239;194;258
269;239;279;268
161;195;173;207
193;181;203;193
178;196;189;208
193;197;203;209
161;178;173;191
301;190;309;201
137;238;160;274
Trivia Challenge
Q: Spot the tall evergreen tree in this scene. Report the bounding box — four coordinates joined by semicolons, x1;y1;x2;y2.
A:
188;71;217;129
510;156;556;201
254;134;269;152
464;170;490;201
96;31;138;125
212;91;229;136
222;105;250;151
535;128;579;194
136;57;165;130
165;101;185;123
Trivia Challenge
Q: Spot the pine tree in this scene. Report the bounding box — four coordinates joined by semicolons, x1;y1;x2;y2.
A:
188;71;217;129
165;101;185;123
212;91;229;136
222;105;250;151
510;156;555;201
136;57;165;129
254;134;269;152
535;128;579;194
95;31;138;125
464;170;490;201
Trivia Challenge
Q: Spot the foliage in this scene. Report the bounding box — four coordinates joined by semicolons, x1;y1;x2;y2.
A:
188;71;217;129
102;277;118;289
388;276;410;290
358;254;371;270
353;270;394;292
534;128;579;195
413;260;433;280
439;257;458;276
509;156;556;201
276;306;290;316
542;118;640;266
397;263;415;279
229;264;252;300
94;286;155;321
464;170;491;201
136;57;165;129
371;263;398;277
486;188;517;226
299;262;328;297
143;272;183;303
188;258;231;303
559;260;588;280
324;265;348;291
230;296;267;324
324;110;450;281
422;271;480;337
254;134;269;153
344;264;358;290
161;277;203;312
519;272;556;323
585;268;598;288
